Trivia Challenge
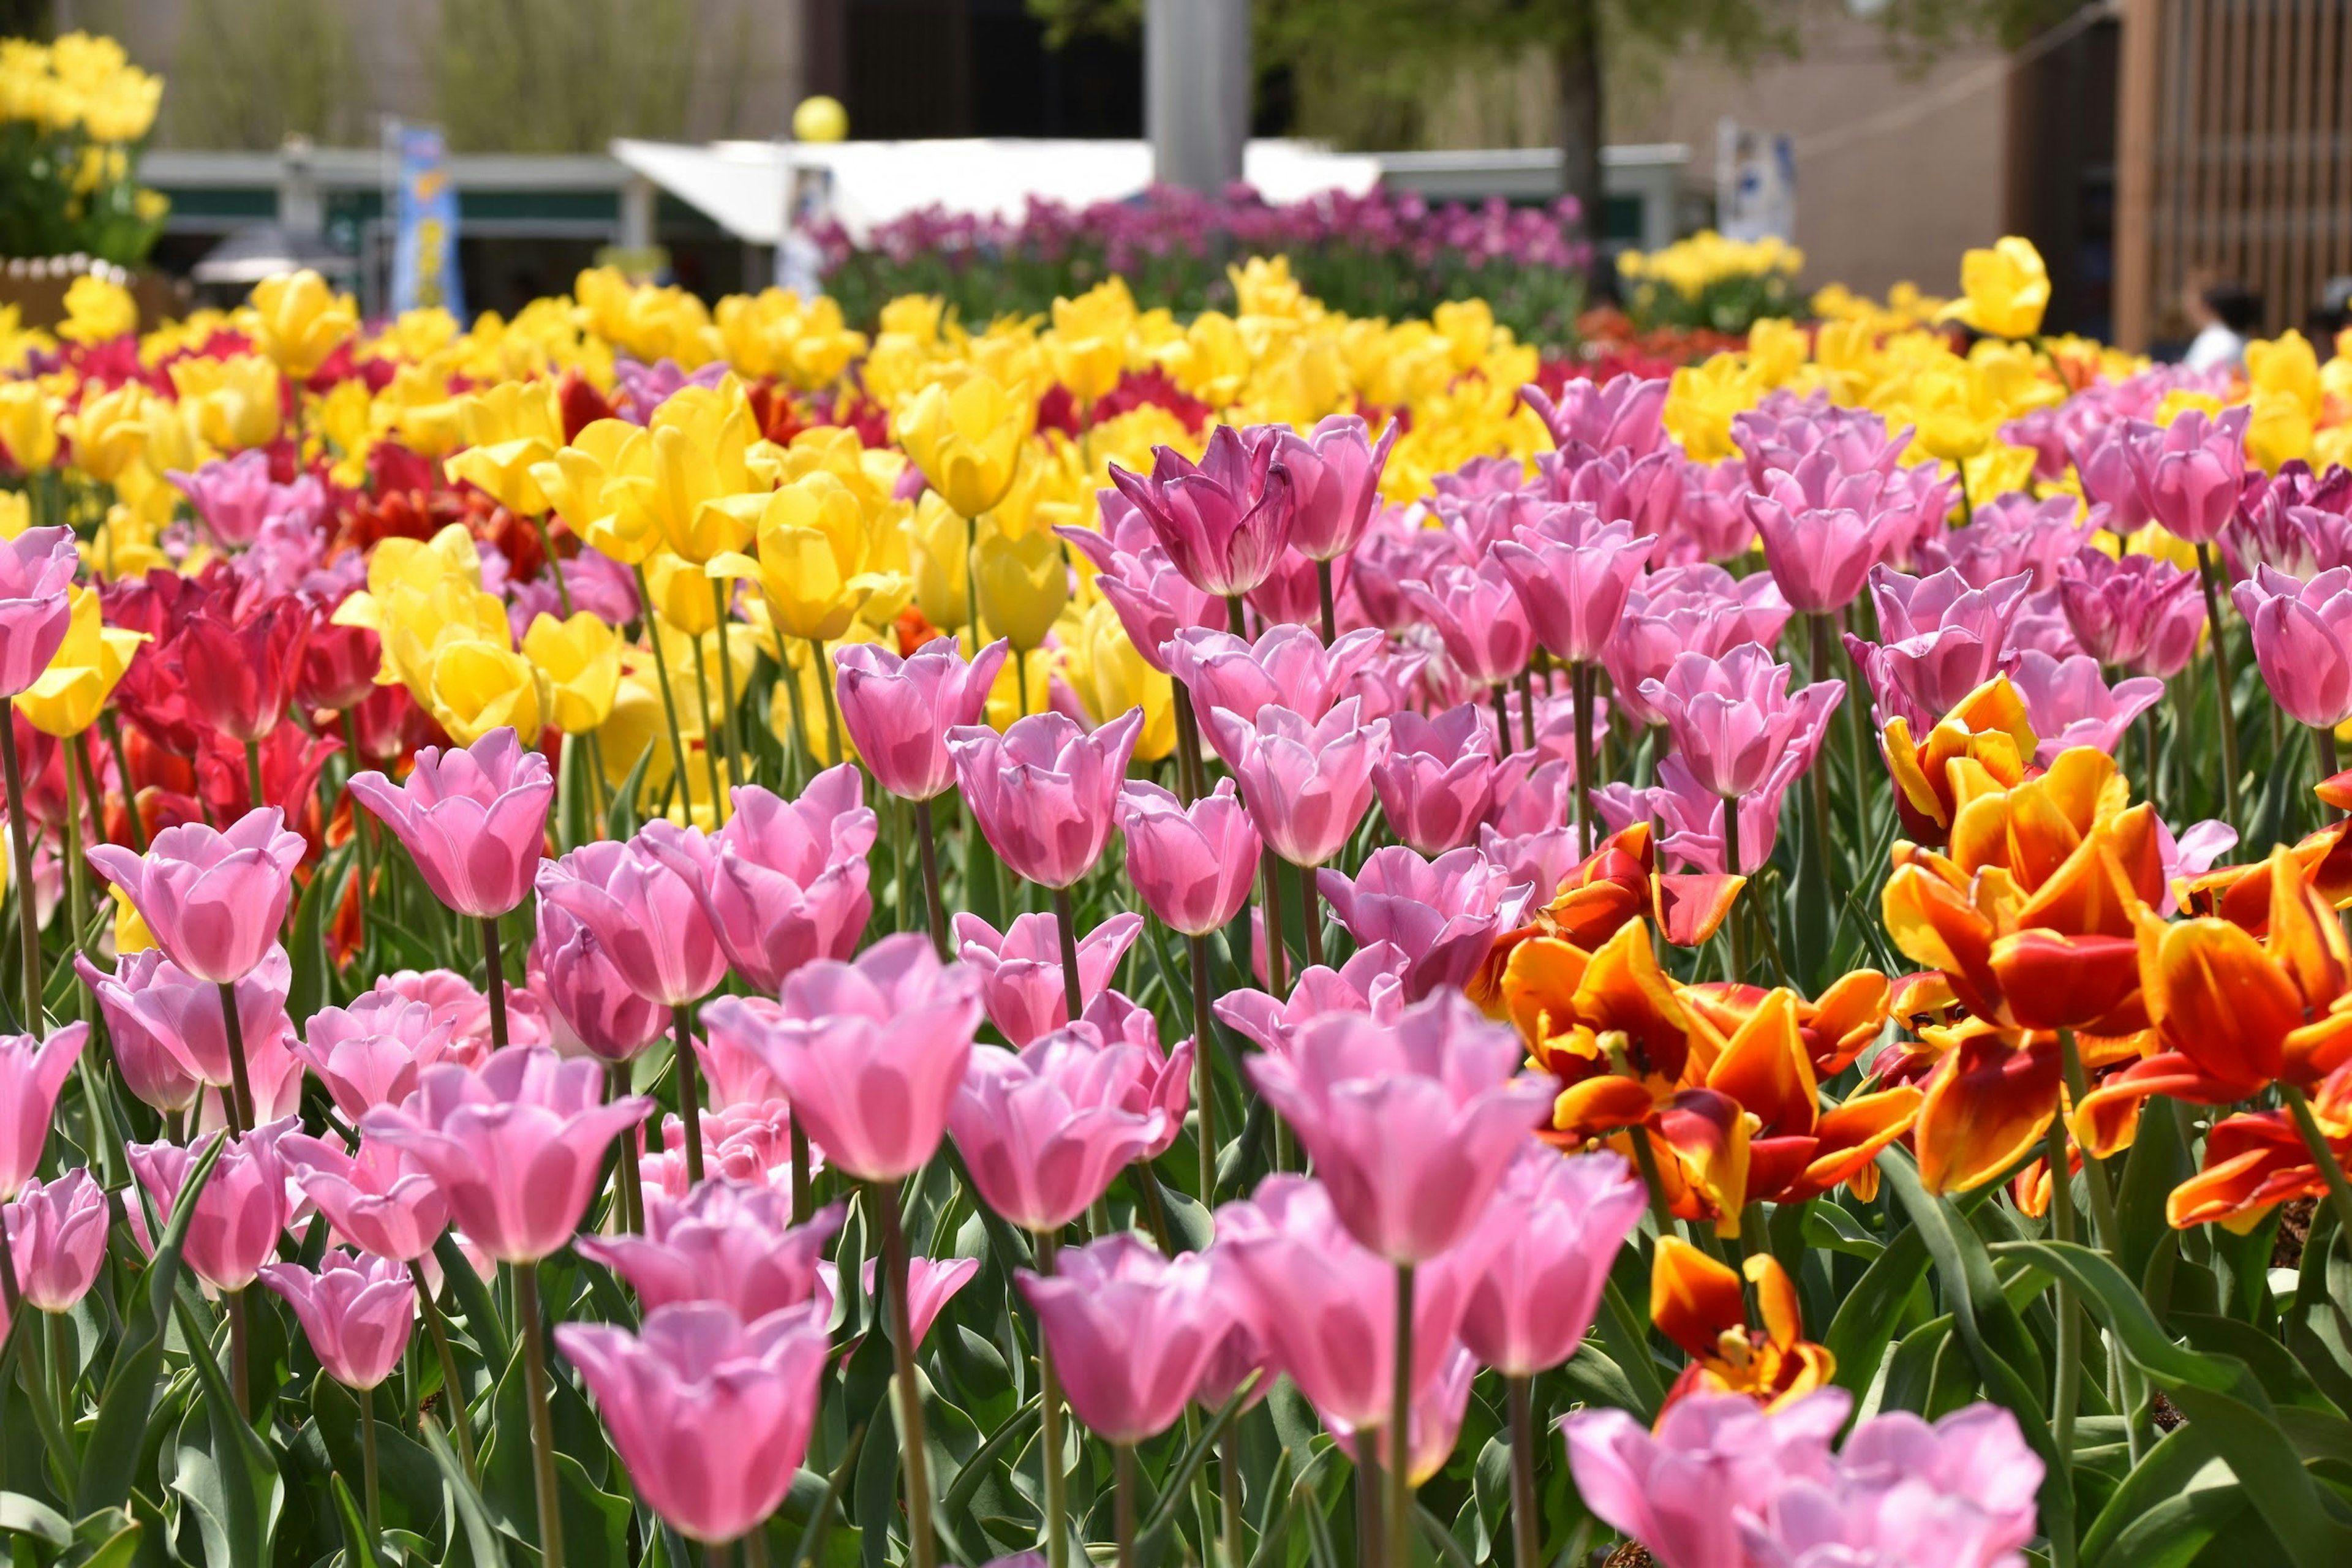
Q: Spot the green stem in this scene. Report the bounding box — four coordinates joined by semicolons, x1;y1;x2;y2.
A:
609;1063;644;1235
1507;1374;1540;1568
673;1002;706;1187
809;636;845;771
410;1260;478;1482
361;1379;382;1537
100;713;145;853
1;701;43;1035
1189;932;1218;1204
1115;1442;1139;1568
2046;1112;2082;1469
2055;1028;2120;1253
1389;1262;1414;1568
1570;659;1594;853
227;1287;251;1423
481;917;510;1054
687;626;729;820
711;579;745;790
2318;724;2342;821
2283;1082;2352;1249
2195;543;2242;826
341;710;374;956
1037;1230;1070;1568
914;803;951;960
1219;1431;1245;1568
1051;886;1085;1025
880;1180;937;1568
216;981;254;1137
243;737;263;816
631;564;698;824
1722;801;1746;982
513;1263;567;1568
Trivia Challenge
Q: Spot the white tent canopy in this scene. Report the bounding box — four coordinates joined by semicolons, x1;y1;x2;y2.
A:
608;137;1386;248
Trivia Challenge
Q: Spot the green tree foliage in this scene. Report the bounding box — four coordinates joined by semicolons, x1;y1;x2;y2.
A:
162;0;361;149
431;0;701;153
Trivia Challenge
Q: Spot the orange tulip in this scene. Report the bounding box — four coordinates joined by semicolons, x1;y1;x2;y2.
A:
1684;968;1892;1077
1702;988;1921;1208
1878;675;2036;846
2166;1110;2340;1231
1649;1237;1836;1412
1910;1019;2064;1194
1504;920;1715;1139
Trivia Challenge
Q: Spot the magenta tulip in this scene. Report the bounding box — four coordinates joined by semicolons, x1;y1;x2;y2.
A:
290;990;459;1120
2070;420;2157;534
952;908;1142;1046
87;810;306;984
1603;565;1792;727
345;728;554;919
0;527;79;697
168;449;325;547
1317;846;1531;1001
1490;504;1655;664
1275;414;1397;561
1458;1147;1643;1376
1018;1235;1231;1443
1057;496;1223;676
75;951;199;1114
1203;698;1391;869
1214;946;1410;1060
540;837;726;1009
258;1250;415;1389
5;1167;108;1311
1523;374;1669;459
2235;564;2352;728
949;1025;1167;1231
834;637;1009;801
709;933;982;1184
360;1049;650;1264
1108;424;1296;598
558;1301;834;1544
2134;405;2250;545
1401;559;1534;689
78;946;290;1104
580;1182;842;1319
279;1133;450;1262
0;1022;85;1198
1165;624;1388;734
1116;778;1261;937
532;901;669;1063
948;709;1142;889
127;1120;292;1291
1639;643;1844;802
639;767;875;994
2055;548;2206;674
1744;452;1912;614
1597;753;1794;876
1370;706;1500;856
825;1254;981;1346
1917;492;2098;590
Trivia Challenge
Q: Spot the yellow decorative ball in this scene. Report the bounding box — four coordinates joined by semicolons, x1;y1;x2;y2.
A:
793;96;848;144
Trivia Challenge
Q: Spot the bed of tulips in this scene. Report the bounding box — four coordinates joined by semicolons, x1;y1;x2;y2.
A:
2;229;2352;1568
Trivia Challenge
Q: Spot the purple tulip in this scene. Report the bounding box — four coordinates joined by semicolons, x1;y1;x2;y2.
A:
1109;424;1296;598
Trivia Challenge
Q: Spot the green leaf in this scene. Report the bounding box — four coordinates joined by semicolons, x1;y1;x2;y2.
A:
75;1132;227;1516
1826;1219;1932;1398
418;1418;503;1568
431;1233;508;1374
2165;1381;2352;1567
311;1373;445;1540
165;1295;284;1568
551;1452;631;1568
0;1491;69;1545
2114;1095;2193;1293
64;1517;143;1568
2176;1314;2343;1414
1801;1200;1885;1261
1875;1313;1956;1417
329;1472;382;1568
1990;1242;2234;1393
285;838;349;1028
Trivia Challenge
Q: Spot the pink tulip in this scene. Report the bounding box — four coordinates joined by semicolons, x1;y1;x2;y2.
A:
1324;1341;1477;1486
2010;651;2166;767
1202;698;1391;868
948;709;1142;889
279;1133;450;1262
74;951;200;1114
1639;643;1844;801
834;638;1010;801
1108;424;1296;598
360;1049;650;1264
0;527;80;697
708;933;982;1184
952;908;1142;1046
641;769;875;993
579;1182;841;1319
371;967;545;1061
1165;624;1389;734
1917;492;2098;591
949;1025;1167;1231
1597;753;1794;876
1745;1405;2043;1568
1212;1175;1490;1427
87;809;307;984
1117;778;1261;937
540;837;726;1009
1490;504;1655;664
1371;705;1501;856
1082;989;1193;1160
1744;452;1912;614
532;902;669;1063
127;1120;293;1291
168;449;325;547
1401;559;1534;688
1213;944;1410;1060
2227;464;2352;582
1458;1146;1643;1375
693;997;790;1107
2070;420;2157;533
258;1250;415;1389
0;1023;85;1198
823;1254;981;1346
1018;1235;1231;1444
5;1167;108;1311
1844;566;2032;728
345;728;554;919
2135;406;2250;545
1476;823;1589;907
2056;549;2206;676
1732;395;1910;489
1564;1390;1852;1568
1248;990;1550;1262
1485;750;1576;839
639;1101;805;1201
1523;374;1669;459
1604;565;1792;727
2235;564;2352;728
1674;455;1758;562
1548;448;1683;542
290;990;459;1120
1276;415;1397;561
1057;494;1224;676
558;1301;834;1545
77;946;290;1102
1317;846;1531;1000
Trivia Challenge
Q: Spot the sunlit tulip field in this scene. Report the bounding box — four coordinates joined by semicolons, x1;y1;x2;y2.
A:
4;218;2352;1568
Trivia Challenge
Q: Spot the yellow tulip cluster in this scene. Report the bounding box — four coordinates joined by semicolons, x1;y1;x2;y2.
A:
0;32;160;143
1618;230;1804;301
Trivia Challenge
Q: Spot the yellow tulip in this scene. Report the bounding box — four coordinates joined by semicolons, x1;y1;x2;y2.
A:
0;492;27;540
643;551;722;637
897;371;1032;518
1061;600;1174;762
1940;237;2049;341
522;611;623;733
1045;279;1137;404
57;273;135;345
426;638;546;745
1663;355;1767;464
2247;331;2323;416
972;516;1068;652
18;586;144;737
533;418;659;564
610;388;767;564
705;471;909;643
0;381;59;470
110;883;153;955
249;270;359;379
63;380;147;483
906;489;971;632
168;353;281;450
2247;388;2315;473
1960;443;2039;508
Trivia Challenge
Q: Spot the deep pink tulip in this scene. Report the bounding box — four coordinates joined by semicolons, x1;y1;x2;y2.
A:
2055;549;2206;676
532;901;669;1063
1523;374;1669;459
0;1023;86;1198
1324;1341;1477;1486
540;837;727;1009
87;809;306;984
5;1167;108;1311
947;709;1142;889
345;728;554;919
834;637;1010;801
360;1049;650;1264
2228;463;2352;582
1565;1390;1852;1568
1458;1146;1644;1376
1917;492;2099;591
1108;424;1296;598
258;1250;415;1389
127;1120;293;1291
1639;643;1844;801
1490;504;1655;664
1058;494;1223;677
77;946;290;1103
2235;564;2352;728
1844;566;2032;728
1212;1174;1490;1427
1596;753;1793;876
1276;414;1397;562
1732;396;1910;491
693;996;790;1107
168;449;325;547
949;1025;1167;1231
1202;698;1390;868
558;1302;834;1545
1247;990;1550;1262
1371;705;1500;856
1401;559;1534;688
952;908;1142;1046
0;527;80;698
2070;420;2157;534
1744;452;1912;614
290;990;458;1120
2135;405;2250;545
1604;565;1792;727
823;1254;981;1346
580;1183;842;1319
2010;651;2166;767
279;1133;450;1262
1213;945;1410;1060
1117;778;1261;937
709;933;982;1184
1018;1235;1231;1444
1165;624;1388;733
1317;846;1531;1001
639;767;875;993
1546;445;1683;539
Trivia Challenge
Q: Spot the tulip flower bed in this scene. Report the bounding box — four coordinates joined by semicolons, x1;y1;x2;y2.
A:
4;229;2352;1568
